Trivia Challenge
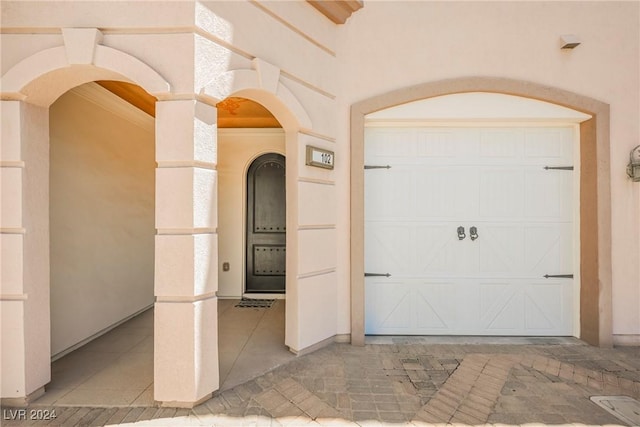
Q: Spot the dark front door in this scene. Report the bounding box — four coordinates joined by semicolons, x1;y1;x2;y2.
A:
246;153;286;293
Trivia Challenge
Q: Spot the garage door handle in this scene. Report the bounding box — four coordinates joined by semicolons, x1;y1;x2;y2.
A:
365;272;391;277
457;226;466;240
470;226;478;241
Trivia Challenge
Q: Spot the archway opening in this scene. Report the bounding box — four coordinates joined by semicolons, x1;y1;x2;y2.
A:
215;96;294;390
46;80;157;406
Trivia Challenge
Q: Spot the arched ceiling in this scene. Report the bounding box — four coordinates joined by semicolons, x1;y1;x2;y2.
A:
216;97;281;128
96;80;155;116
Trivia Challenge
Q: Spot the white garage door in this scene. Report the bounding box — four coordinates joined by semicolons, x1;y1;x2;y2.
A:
364;126;575;335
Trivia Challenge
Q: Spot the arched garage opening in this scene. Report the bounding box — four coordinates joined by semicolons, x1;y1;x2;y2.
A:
351;77;612;347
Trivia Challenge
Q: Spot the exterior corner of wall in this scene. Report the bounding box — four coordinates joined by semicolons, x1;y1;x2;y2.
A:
0;301;27;397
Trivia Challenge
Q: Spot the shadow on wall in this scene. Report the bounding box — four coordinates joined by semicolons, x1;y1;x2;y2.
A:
49;82;156;358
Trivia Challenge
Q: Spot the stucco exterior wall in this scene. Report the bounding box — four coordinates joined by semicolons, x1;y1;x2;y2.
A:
1;0;340;402
49;85;155;357
217;129;285;298
1;102;51;399
1;0;638;405
335;1;640;339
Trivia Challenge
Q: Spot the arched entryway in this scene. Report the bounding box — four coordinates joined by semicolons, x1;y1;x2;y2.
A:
215;95;287;299
0;36;174;405
45;81;156;405
351;77;612;347
3;44;319;405
214;95;293;390
202;65;321;355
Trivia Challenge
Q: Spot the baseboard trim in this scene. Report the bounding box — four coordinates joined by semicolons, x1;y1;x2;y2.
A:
51;303;154;361
289;333;351;356
157;392;212;409
334;333;351;343
613;334;640;346
1;387;45;407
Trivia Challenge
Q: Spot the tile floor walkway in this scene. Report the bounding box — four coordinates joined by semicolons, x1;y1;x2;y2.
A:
218;299;294;391
23;299;292;407
2;314;640;426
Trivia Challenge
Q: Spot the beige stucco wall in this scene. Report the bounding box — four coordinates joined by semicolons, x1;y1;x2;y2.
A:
217;129;285;298
1;0;340;401
2;0;639;403
1;101;51;398
335;1;640;339
49;85;155;356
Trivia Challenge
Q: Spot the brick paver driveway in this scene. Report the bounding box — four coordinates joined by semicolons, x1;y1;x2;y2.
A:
3;341;639;426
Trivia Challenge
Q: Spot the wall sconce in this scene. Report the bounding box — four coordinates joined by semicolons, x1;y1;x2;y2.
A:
627;145;640;182
560;34;581;49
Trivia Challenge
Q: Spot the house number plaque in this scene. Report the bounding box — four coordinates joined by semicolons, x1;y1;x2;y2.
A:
305;145;334;170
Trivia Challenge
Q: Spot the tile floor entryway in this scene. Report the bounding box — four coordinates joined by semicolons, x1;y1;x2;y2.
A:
30;299;293;407
217;299;294;391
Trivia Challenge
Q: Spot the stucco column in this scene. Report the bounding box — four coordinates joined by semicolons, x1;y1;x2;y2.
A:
154;99;219;407
1;101;51;405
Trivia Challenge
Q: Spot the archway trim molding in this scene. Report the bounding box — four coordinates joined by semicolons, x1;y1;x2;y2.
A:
1;42;170;106
0;36;173;404
350;76;612;347
200;65;313;130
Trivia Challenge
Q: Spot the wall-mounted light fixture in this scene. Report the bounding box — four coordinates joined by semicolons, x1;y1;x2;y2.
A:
627;145;640;182
560;34;581;49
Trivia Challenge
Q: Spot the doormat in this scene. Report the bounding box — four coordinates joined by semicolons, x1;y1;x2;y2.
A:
590;396;640;426
235;298;275;308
